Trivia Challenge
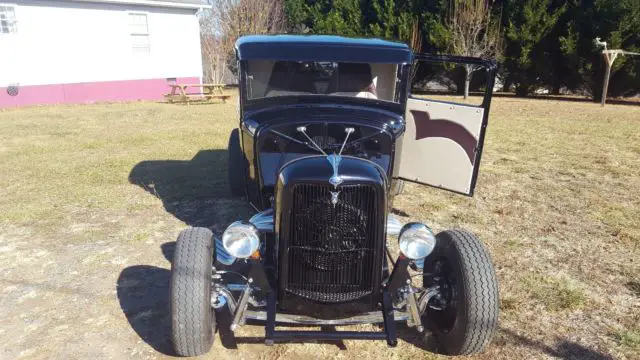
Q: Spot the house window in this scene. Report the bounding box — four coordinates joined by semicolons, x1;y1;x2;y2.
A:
129;13;149;53
0;5;17;34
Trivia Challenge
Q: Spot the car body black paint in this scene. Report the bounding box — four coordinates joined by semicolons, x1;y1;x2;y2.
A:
223;35;497;343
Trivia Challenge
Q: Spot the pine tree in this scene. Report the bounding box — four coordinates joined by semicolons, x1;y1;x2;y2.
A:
284;0;364;37
502;0;566;96
559;0;640;99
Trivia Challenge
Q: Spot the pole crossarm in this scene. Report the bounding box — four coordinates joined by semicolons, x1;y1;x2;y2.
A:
602;49;640;56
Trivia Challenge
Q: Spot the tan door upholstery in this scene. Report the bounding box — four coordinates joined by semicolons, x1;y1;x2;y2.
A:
398;97;485;195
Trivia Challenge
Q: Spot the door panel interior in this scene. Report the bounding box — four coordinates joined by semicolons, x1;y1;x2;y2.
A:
398;98;485;195
398;54;497;196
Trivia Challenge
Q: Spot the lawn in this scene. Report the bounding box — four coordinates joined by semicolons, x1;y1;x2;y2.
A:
0;96;638;359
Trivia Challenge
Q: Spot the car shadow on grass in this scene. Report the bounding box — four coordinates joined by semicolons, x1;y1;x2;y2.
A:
124;149;254;355
498;328;614;360
395;325;440;353
120;241;349;353
116;243;216;356
128;149;251;230
116;265;174;355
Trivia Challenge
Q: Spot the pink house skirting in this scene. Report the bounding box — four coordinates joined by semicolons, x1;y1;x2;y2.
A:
0;77;200;107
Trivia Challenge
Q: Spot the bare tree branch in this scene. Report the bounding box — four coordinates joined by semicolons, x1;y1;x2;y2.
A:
199;0;287;83
446;0;502;98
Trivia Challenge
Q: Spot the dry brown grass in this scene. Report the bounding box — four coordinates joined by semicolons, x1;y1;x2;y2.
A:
0;96;638;359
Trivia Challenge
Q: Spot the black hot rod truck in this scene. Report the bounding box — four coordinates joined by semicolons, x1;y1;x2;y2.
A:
169;35;499;357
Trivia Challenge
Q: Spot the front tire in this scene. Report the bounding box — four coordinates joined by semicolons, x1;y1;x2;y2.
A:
421;229;499;355
170;227;215;357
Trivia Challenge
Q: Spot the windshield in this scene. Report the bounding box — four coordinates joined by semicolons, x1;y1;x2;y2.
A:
244;60;399;103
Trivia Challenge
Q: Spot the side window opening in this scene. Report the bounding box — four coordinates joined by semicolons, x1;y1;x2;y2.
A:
410;61;489;107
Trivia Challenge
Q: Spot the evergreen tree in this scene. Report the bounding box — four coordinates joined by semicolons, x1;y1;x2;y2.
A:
560;0;640;99
283;0;640;99
283;0;449;86
369;0;414;40
284;0;448;49
538;1;579;94
502;0;566;96
284;0;364;36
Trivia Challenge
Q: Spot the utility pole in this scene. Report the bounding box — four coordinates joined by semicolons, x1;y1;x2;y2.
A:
594;37;640;106
601;50;619;107
600;49;640;106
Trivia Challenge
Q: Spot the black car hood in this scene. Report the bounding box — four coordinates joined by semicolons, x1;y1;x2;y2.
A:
243;98;404;127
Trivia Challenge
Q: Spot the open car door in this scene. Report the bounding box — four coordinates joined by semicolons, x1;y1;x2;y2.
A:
397;54;498;196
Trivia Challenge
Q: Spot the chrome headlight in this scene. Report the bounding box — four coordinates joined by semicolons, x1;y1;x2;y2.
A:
398;223;436;260
222;221;260;258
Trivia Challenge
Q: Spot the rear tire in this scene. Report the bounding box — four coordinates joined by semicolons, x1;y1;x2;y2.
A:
228;129;245;197
421;229;499;355
170;227;215;357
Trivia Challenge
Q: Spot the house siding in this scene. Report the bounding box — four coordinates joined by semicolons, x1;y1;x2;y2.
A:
0;0;204;107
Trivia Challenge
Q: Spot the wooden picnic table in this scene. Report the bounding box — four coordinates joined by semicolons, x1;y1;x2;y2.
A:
164;83;231;104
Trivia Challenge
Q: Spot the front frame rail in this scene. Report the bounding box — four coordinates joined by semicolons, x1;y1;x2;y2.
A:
223;254;417;346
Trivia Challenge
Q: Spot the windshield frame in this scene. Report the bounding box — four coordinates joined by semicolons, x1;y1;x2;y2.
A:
238;59;410;111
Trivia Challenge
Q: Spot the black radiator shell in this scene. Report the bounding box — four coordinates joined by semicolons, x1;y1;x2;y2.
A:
274;155;387;315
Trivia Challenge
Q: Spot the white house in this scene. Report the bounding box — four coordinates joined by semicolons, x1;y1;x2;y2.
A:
0;0;208;107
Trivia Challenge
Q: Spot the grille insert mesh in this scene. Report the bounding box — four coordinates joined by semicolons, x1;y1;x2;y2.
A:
285;184;380;303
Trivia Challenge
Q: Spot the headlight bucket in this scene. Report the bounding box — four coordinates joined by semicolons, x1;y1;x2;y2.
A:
398;223;436;260
222;221;260;259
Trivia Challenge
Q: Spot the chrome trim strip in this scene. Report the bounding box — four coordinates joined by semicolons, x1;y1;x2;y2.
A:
406;286;423;331
231;279;253;331
215;235;236;265
243;310;410;325
249;208;274;233
212;286;237;313
418;286;440;315
386;213;404;236
215;283;264;308
326;154;344;188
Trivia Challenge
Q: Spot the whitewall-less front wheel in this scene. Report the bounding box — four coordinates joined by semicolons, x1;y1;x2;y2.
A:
170;227;216;357
421;229;499;355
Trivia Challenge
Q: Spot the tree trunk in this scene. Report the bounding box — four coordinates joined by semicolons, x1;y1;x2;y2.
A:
515;85;529;97
502;75;512;93
463;65;472;100
464;78;470;99
210;63;215;83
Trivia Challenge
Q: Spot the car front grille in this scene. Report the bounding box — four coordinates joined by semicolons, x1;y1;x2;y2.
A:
284;183;381;303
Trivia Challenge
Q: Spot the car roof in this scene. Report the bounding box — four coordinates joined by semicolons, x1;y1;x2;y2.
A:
236;35;413;64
